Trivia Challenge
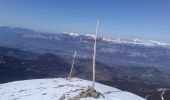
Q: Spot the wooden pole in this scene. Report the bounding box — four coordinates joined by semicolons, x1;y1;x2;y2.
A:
92;20;100;91
161;91;165;100
68;51;77;78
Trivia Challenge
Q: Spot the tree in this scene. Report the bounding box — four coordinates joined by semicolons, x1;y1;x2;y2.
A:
92;20;100;91
68;50;77;78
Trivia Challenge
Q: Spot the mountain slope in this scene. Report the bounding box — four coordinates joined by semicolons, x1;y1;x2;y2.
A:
0;78;145;100
0;27;170;99
0;46;170;99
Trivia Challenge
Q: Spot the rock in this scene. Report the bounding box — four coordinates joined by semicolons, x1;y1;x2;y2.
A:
75;88;102;99
59;94;65;100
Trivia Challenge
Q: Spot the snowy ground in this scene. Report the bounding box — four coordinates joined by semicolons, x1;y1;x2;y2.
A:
0;78;146;100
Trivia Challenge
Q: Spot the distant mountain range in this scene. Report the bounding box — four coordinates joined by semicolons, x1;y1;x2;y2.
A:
64;32;170;47
0;26;170;73
0;26;170;100
0;26;169;47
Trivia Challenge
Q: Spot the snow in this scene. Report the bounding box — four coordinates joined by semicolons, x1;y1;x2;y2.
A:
85;34;96;38
102;38;114;42
148;40;169;46
22;31;170;47
0;78;145;100
63;32;79;37
102;37;169;47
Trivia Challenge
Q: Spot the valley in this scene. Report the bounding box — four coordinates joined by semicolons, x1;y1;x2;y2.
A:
0;26;170;100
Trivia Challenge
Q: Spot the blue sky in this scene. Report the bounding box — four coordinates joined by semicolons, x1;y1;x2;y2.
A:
0;0;170;42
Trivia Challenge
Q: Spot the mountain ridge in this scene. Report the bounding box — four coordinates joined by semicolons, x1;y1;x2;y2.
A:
0;26;169;47
64;32;170;47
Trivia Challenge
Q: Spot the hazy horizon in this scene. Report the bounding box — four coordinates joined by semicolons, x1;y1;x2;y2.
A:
0;0;170;43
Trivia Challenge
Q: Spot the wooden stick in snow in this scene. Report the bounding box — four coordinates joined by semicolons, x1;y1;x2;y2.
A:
92;20;100;91
68;51;77;78
161;91;165;100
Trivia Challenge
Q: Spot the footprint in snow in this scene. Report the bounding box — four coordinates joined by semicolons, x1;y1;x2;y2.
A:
53;80;58;83
42;93;47;95
18;90;27;92
13;98;20;100
1;92;6;95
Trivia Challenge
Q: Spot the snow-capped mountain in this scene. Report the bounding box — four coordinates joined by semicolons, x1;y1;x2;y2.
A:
0;78;145;100
63;32;170;47
101;37;169;47
0;26;169;48
63;32;79;37
1;26;170;74
0;27;170;100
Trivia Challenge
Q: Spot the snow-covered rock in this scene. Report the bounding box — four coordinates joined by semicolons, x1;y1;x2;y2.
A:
0;78;145;100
